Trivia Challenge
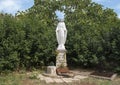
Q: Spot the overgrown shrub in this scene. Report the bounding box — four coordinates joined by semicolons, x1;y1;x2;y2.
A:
0;0;120;72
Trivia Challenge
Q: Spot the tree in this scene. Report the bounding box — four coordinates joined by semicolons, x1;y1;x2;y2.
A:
0;0;120;72
61;0;119;70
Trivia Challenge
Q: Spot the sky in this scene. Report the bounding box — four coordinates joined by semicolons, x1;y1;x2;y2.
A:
0;0;120;18
0;0;34;15
92;0;120;18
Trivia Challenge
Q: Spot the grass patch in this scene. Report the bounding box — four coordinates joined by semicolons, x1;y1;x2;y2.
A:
0;70;43;85
0;72;26;85
81;77;120;85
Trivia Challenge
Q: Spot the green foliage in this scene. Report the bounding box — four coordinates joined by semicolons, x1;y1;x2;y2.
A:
0;0;120;72
62;0;120;70
29;72;38;79
0;4;57;71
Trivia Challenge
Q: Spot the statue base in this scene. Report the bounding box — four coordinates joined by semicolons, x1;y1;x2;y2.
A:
43;66;57;77
56;50;67;68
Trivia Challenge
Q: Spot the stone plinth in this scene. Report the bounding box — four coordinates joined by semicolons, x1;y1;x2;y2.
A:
47;66;56;75
56;50;67;68
37;74;88;84
43;66;57;77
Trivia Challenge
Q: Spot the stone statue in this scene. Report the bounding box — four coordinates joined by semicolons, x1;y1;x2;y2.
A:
56;20;67;50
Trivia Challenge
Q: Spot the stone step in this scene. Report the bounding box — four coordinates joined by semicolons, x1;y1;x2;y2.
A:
53;78;64;83
37;74;44;78
74;75;88;79
62;78;73;83
44;77;55;84
37;74;45;81
71;78;80;82
38;74;88;84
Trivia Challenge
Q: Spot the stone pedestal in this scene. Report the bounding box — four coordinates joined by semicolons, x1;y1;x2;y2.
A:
43;66;57;77
47;66;56;76
56;50;67;68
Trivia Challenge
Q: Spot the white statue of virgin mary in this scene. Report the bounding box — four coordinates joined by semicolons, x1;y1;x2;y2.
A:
56;20;67;50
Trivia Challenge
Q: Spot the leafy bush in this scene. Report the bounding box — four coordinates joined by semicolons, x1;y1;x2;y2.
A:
0;0;120;73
